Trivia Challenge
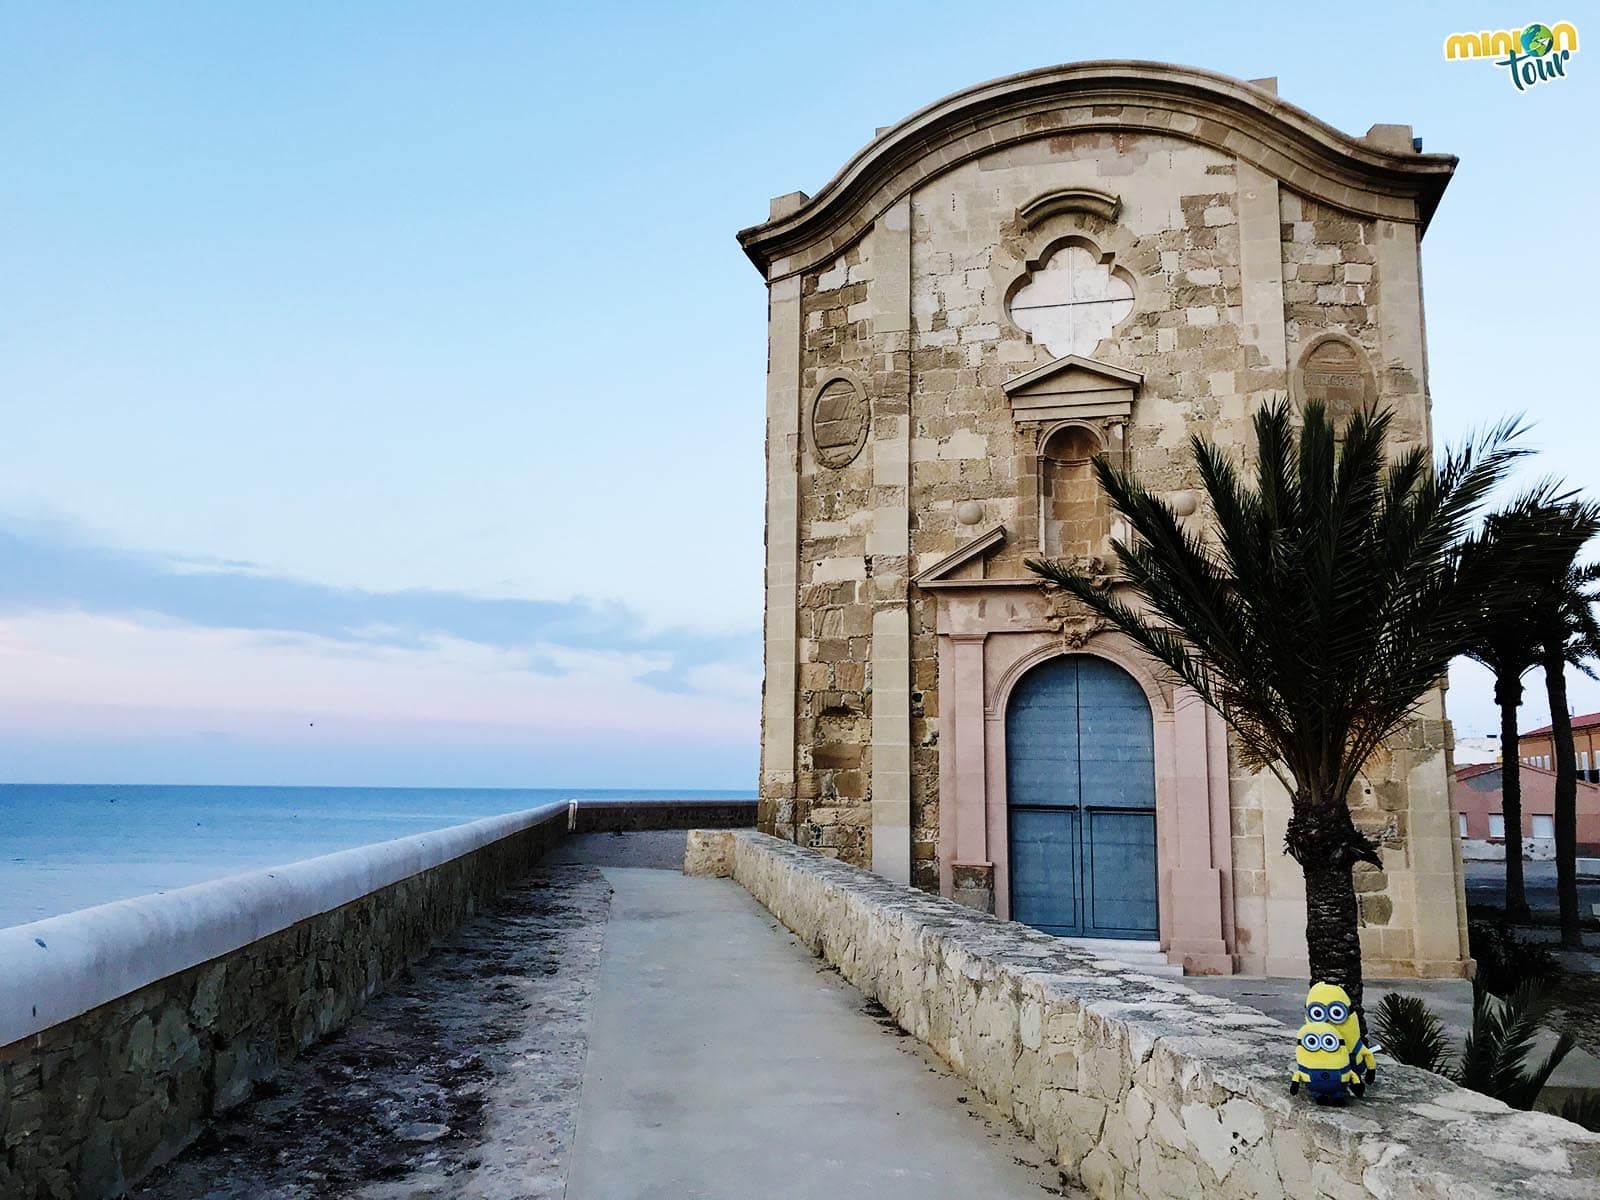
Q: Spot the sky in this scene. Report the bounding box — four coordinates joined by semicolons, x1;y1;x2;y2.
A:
0;2;1595;787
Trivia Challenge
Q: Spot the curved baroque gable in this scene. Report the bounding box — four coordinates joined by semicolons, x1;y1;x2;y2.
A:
738;61;1455;279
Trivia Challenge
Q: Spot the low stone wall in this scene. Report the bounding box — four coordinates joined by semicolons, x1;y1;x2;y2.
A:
1;799;757;1199
571;797;756;833
693;830;1600;1199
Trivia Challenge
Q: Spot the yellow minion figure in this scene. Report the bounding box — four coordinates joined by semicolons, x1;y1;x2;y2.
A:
1305;981;1377;1093
1290;1022;1359;1105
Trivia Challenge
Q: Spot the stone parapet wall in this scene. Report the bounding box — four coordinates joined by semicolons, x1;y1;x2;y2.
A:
0;805;571;1200
697;830;1599;1198
570;798;757;833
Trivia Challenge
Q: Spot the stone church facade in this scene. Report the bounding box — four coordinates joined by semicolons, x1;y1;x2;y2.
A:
739;62;1470;978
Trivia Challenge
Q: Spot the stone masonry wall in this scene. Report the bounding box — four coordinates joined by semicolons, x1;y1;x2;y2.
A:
699;830;1600;1199
793;222;916;872
889;128;1462;971
764;83;1467;971
571;799;757;833
903;132;1261;900
0;812;569;1199
1224;187;1452;976
794;240;875;864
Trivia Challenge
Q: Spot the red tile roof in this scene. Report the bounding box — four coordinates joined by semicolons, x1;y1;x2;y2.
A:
1522;711;1600;738
1455;762;1500;782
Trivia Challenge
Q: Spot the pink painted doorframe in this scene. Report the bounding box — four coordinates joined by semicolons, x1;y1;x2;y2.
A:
929;583;1237;974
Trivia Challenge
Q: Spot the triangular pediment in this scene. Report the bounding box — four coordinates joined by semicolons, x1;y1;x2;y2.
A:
912;525;1042;591
914;525;1006;588
1004;354;1142;396
1003;354;1141;423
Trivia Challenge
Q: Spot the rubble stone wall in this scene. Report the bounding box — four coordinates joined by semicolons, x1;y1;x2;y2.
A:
707;830;1599;1199
788;207;918;884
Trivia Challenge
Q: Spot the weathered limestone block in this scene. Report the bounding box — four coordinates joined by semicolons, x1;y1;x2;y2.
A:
682;829;735;877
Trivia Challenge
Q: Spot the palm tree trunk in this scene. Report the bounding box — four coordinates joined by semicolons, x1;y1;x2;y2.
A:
1300;855;1365;1010
1287;800;1373;1010
1542;648;1584;949
1496;676;1532;922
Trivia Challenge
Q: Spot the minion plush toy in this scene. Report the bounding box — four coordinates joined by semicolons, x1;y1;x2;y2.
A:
1290;1023;1359;1105
1305;981;1377;1093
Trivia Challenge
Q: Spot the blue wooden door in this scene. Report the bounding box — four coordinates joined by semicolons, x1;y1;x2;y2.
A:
1006;655;1158;938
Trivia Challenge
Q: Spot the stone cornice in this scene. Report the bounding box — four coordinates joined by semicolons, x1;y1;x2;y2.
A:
738;61;1456;279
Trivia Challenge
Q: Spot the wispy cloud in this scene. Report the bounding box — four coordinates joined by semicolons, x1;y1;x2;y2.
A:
0;520;758;695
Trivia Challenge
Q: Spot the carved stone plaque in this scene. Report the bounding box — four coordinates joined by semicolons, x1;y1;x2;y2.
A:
1038;569;1112;648
1295;335;1376;421
810;375;870;468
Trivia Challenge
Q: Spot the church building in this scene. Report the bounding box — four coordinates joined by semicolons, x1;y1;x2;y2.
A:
739;62;1470;977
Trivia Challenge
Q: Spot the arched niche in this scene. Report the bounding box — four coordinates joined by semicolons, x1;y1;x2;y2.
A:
1037;422;1110;559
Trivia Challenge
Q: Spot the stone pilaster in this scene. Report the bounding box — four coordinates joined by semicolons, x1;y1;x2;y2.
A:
1235;160;1288;386
1374;215;1431;445
759;273;802;837
1164;690;1235;973
869;200;912;882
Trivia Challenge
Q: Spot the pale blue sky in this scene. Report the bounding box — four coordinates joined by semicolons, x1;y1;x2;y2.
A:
1;2;1595;785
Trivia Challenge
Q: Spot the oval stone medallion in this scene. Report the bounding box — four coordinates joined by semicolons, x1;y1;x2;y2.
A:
810;376;870;468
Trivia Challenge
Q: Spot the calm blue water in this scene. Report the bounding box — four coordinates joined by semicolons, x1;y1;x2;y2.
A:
0;784;749;929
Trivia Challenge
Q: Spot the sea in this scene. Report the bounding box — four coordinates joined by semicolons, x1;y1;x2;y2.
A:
0;783;750;930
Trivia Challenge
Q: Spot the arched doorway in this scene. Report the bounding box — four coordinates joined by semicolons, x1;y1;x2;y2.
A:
1006;654;1158;938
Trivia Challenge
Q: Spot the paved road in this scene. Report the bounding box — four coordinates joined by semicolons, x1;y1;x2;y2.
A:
1463;859;1600;915
563;862;1065;1200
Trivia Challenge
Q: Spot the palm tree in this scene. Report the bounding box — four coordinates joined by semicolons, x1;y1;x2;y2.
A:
1026;399;1525;1008
1533;549;1600;948
1471;630;1538;922
1459;496;1595;924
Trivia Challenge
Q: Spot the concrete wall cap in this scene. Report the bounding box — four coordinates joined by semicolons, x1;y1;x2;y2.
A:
0;802;567;1048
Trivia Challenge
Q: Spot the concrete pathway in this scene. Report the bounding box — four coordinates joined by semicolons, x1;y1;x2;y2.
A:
563;862;1065;1200
128;832;1065;1197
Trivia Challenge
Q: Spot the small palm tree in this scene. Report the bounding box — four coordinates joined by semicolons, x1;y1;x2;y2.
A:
1374;980;1575;1111
1370;991;1452;1075
1027;399;1525;1007
1458;979;1576;1108
1533;547;1600;949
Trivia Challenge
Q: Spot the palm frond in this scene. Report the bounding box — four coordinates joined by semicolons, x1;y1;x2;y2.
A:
1381;983;1576;1112
1458;978;1576;1109
1371;992;1453;1076
1028;398;1529;817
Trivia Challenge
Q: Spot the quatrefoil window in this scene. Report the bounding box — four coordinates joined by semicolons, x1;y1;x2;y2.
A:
1007;244;1134;358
